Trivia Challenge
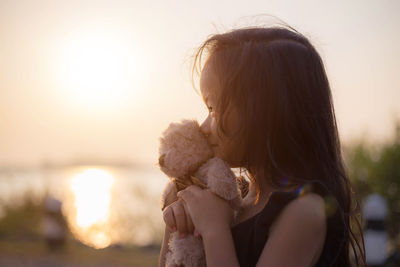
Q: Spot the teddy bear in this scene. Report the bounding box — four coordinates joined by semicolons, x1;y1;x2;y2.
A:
158;119;245;267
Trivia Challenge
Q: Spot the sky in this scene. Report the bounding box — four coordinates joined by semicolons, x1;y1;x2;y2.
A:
0;0;399;167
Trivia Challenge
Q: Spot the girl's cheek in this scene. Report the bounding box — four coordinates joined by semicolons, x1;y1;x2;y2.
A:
226;107;241;135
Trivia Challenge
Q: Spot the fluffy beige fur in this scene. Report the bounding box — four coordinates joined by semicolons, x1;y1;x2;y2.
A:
159;119;243;267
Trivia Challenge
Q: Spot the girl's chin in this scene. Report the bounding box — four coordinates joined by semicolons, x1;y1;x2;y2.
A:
211;146;218;154
212;150;223;160
213;150;231;164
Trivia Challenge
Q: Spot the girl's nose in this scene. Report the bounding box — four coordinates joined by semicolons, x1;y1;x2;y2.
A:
200;115;211;136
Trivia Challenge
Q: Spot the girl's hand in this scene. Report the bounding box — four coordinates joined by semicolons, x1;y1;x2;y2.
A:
163;198;195;237
160;180;178;211
177;185;234;238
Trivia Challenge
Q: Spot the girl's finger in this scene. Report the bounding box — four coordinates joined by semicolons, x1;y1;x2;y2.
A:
186;185;203;194
177;191;194;207
162;205;176;232
177;185;201;201
182;201;194;234
176;189;187;200
172;200;187;237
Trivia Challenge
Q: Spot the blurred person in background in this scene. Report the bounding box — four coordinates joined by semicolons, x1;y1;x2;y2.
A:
41;195;67;251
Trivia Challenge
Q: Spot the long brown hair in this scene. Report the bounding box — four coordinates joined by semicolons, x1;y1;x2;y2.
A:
192;25;366;266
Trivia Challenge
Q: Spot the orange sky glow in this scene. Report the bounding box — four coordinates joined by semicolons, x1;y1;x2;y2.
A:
0;0;399;167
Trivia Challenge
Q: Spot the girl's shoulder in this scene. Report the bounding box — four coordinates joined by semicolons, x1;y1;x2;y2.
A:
256;186;328;266
232;180;342;267
268;191;327;238
268;190;326;233
235;180;330;230
266;180;330;235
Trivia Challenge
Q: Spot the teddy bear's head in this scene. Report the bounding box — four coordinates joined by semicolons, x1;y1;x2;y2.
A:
158;119;214;179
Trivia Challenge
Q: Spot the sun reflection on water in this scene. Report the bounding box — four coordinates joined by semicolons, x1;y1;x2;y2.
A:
58;166;166;249
69;168;114;249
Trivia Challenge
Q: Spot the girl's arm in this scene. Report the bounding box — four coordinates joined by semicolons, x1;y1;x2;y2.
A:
158;225;171;267
255;193;326;267
158;223;240;267
158;181;179;267
170;184;325;267
202;224;240;267
177;186;240;267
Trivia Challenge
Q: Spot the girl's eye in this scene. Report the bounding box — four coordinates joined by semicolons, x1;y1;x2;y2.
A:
208;106;215;117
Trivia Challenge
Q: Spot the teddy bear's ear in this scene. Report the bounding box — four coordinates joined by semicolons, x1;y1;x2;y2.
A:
158;154;166;167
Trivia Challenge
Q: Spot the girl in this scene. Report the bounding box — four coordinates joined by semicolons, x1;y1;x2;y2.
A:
159;24;366;267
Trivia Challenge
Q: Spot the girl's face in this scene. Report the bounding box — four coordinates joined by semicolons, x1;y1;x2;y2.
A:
199;61;245;167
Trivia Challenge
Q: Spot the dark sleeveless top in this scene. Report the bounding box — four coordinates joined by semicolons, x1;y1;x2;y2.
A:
231;181;348;267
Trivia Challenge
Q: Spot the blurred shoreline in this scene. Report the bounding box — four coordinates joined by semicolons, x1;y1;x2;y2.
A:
0;163;167;249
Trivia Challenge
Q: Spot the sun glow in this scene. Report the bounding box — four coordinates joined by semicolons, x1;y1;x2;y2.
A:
68;168;115;249
56;30;144;111
70;168;114;228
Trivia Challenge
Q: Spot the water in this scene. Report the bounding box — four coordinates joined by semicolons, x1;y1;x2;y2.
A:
0;165;169;248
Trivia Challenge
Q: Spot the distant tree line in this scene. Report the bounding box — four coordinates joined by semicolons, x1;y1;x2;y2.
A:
344;121;400;249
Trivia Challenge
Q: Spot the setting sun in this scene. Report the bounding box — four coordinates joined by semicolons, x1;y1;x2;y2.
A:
56;30;142;111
